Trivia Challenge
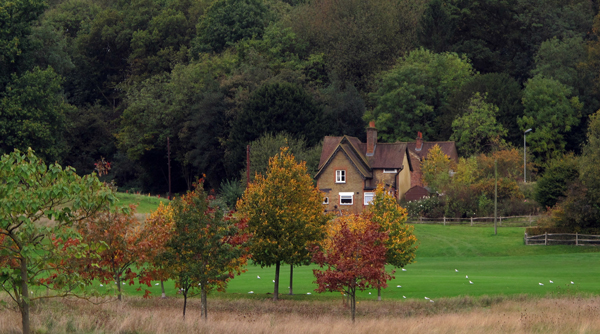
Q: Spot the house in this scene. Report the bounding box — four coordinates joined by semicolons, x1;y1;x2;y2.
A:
314;122;458;213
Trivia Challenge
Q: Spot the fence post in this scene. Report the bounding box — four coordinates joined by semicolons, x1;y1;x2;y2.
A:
443;216;446;226
576;232;578;246
499;217;502;226
419;216;422;223
545;232;548;245
524;232;528;245
470;217;473;227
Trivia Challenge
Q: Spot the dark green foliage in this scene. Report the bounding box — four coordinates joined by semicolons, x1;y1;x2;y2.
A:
0;67;74;162
219;179;244;209
227;82;325;174
535;154;579;209
417;0;454;53
194;0;272;54
320;79;366;138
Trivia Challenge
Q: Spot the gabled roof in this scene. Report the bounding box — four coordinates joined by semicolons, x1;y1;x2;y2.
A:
407;141;458;162
316;136;410;180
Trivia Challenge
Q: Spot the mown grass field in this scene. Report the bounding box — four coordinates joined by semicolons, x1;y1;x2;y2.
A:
113;192;169;214
104;220;600;301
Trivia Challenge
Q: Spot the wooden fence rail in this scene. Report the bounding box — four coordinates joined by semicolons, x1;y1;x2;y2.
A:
524;232;600;246
407;215;538;227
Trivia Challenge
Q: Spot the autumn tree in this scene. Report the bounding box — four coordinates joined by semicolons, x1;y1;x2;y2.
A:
367;184;417;300
312;215;391;322
161;181;248;319
143;201;175;298
75;205;164;301
421;144;454;193
237;148;329;300
0;149;114;334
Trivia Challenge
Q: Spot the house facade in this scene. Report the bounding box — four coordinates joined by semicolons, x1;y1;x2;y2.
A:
314;122;458;214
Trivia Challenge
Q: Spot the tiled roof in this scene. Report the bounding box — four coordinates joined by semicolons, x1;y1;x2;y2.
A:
406;142;458;161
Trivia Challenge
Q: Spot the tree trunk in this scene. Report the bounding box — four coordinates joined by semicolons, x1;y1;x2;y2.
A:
350;288;356;323
182;291;187;320
273;261;280;301
377;286;381;301
116;274;122;301
160;280;166;299
289;265;293;295
20;257;30;334
201;285;207;320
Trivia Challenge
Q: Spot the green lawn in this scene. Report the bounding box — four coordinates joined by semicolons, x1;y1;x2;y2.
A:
113;192;169;214
109;224;600;301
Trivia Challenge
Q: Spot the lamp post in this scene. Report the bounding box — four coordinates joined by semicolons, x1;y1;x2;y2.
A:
524;128;532;183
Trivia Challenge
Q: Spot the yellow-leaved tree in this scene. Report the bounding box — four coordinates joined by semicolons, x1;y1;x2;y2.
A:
237;147;330;301
367;184;418;300
421;144;454;193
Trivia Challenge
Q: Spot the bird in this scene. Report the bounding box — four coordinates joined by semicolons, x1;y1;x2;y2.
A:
403;296;406;299
198;283;201;286
424;297;430;300
430;300;434;303
539;283;544;286
257;276;261;279
466;275;469;279
571;281;575;284
155;283;159;286
549;280;554;283
369;292;371;295
396;285;402;288
455;269;459;272
99;284;103;287
469;281;473;284
307;292;311;295
273;280;275;283
122;282;126;285
248;291;254;294
402;268;407;272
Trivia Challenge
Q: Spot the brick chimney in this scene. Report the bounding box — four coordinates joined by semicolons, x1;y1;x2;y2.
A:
366;121;377;156
416;131;423;151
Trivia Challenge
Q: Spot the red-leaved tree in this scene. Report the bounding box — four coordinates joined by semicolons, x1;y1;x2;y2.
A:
312;215;392;322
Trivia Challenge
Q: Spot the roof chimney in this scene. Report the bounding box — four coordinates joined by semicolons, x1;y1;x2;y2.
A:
416;131;423;151
366;121;377;156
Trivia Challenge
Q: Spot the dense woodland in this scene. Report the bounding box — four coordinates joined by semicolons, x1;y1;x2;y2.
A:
2;0;600;195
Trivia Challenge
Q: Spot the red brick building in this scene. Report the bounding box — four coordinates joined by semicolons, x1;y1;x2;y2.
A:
315;122;458;213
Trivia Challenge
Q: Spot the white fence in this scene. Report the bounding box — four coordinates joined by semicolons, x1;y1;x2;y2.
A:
524;232;600;245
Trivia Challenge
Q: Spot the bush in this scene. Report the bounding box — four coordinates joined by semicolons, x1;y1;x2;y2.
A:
404;196;443;218
534;153;578;208
219;179;244;209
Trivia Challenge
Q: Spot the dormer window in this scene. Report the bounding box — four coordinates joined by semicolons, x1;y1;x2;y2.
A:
336;170;346;183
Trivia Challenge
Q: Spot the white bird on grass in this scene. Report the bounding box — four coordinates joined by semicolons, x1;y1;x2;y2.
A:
100;284;103;287
369;292;371;295
539;283;544;286
549;280;554;283
469;281;473;284
307;293;311;295
466;275;468;279
430;300;435;303
273;280;275;283
403;296;406;299
155;283;159;286
248;291;254;294
424;297;430;300
402;268;407;272
396;285;402;288
571;281;575;284
455;269;459;272
257;276;260;279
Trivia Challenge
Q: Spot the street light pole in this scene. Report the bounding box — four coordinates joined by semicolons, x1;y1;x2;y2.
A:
524;128;532;183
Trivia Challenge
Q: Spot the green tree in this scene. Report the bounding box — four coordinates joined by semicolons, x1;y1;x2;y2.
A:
227;81;326;175
193;0;272;54
367;184;417;300
0;149;115;334
535;153;579;208
237;148;328;300
0;66;75;162
161;181;248;319
367;48;475;142
579;110;600;205
451;92;507;156
518;75;582;164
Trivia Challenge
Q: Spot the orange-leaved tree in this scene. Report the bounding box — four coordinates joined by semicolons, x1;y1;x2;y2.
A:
367;184;418;300
312;214;391;322
160;180;249;319
75;205;163;300
143;201;175;298
237;147;329;300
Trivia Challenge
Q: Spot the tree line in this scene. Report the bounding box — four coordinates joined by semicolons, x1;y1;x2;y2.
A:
0;148;417;333
2;0;600;194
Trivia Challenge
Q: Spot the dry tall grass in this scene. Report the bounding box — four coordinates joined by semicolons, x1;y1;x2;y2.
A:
1;294;600;334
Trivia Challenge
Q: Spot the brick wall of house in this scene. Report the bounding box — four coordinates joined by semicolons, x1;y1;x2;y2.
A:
398;154;411;199
317;153;364;215
409;151;423;187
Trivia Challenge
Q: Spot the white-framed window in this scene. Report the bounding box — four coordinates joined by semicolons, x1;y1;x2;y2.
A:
336;170;346;183
323;197;329;205
383;169;398;173
339;192;354;205
364;192;375;205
